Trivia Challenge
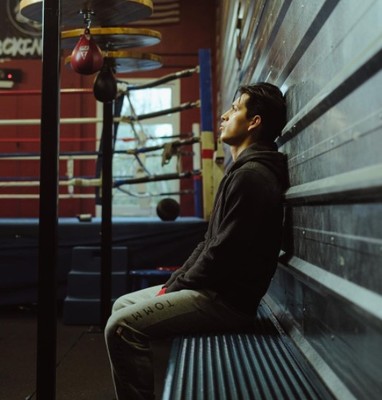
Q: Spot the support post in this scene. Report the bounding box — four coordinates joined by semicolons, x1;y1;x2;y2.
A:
36;0;61;399
100;101;114;328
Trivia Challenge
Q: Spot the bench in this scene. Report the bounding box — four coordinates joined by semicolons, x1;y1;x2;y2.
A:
162;301;333;400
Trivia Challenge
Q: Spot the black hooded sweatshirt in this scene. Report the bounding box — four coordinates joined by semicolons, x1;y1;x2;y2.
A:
164;142;289;315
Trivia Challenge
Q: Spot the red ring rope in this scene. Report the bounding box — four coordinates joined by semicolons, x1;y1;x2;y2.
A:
0;88;93;96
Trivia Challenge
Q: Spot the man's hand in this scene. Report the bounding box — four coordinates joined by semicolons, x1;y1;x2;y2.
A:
156;287;167;296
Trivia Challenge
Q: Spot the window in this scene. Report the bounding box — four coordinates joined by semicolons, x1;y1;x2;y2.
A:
96;79;180;217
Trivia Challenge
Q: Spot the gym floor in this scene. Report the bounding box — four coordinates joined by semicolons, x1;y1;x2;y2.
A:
1;303;171;400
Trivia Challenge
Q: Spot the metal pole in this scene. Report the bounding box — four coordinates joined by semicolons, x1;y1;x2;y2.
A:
36;0;61;398
101;101;113;328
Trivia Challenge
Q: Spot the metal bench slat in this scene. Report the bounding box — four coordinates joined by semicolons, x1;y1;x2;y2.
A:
162;303;333;400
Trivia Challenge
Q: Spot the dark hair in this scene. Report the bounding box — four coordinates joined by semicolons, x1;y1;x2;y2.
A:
239;82;286;142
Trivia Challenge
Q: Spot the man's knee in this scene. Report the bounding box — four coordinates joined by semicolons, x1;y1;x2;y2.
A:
111;296;126;313
106;309;149;339
104;316;118;346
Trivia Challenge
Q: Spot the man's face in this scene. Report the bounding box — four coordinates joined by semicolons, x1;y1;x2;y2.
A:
219;93;253;145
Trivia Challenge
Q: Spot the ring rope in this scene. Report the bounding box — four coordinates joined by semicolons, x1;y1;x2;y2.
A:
0;137;136;143
114;170;199;188
0;178;102;187
0;137;103;143
118;66;199;91
0;137;198;159
0;170;201;188
116;187;194;198
0;102;199;126
0;117;104;126
119;100;200;123
0;66;198;98
0;88;93;96
0;154;98;160
0;194;96;199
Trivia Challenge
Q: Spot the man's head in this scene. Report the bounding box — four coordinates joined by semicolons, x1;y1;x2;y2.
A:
220;82;286;147
239;82;286;142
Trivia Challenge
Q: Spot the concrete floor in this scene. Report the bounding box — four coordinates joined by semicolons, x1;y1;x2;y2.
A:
0;303;171;400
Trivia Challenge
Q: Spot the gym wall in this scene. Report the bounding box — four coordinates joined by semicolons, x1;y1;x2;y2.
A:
216;1;382;399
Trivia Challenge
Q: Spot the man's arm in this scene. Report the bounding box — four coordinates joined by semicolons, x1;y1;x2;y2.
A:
166;169;273;292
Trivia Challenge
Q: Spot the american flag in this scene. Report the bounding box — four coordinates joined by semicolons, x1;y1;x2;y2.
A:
131;0;180;26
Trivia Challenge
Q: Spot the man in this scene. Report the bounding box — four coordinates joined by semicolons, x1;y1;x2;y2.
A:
105;82;289;400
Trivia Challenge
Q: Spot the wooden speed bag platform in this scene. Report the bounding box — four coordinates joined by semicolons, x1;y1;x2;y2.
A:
19;0;154;27
65;51;163;73
61;27;161;50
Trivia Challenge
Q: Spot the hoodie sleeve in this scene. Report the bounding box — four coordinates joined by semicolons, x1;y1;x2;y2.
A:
166;167;278;293
163;238;206;286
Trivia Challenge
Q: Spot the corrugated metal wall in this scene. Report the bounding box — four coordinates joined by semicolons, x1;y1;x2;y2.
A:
217;1;382;399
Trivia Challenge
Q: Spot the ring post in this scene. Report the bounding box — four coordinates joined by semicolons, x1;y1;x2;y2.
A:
192;122;202;217
198;48;214;220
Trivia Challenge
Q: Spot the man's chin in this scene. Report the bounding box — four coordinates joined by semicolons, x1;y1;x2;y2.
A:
219;133;227;143
220;135;233;145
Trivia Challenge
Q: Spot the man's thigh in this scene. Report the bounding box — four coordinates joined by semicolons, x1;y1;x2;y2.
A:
108;288;253;338
112;285;162;312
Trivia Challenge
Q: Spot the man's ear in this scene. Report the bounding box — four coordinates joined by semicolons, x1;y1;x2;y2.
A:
248;115;261;131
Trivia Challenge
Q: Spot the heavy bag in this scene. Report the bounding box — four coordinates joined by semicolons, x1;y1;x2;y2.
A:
70;28;103;75
93;60;117;103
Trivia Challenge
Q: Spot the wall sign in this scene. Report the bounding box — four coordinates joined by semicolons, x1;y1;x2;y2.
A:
1;0;42;59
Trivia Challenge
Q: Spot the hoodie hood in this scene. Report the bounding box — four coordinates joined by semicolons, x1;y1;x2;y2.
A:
227;142;289;190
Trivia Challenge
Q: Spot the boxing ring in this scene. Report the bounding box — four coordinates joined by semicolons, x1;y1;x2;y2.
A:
0;0;219;400
0;217;207;303
0;1;217;398
0;63;212;264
